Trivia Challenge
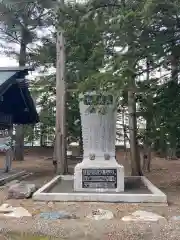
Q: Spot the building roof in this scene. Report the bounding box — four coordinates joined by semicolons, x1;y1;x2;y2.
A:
0;67;39;125
0;67;33;71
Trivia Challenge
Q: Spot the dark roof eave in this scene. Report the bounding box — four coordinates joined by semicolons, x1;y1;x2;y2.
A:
0;68;39;125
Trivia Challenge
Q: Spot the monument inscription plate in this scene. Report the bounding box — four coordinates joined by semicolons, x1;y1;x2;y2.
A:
82;169;117;189
83;94;113;105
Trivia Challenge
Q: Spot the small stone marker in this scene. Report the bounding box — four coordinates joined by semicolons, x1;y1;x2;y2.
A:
122;211;165;222
39;211;76;220
171;216;180;221
8;182;37;199
87;209;114;220
0;204;31;218
6;180;19;188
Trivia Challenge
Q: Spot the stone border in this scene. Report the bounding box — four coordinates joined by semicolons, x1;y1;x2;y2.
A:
0;171;26;185
33;175;167;203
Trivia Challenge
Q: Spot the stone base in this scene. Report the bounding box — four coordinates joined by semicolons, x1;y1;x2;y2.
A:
33;176;167;204
74;159;124;192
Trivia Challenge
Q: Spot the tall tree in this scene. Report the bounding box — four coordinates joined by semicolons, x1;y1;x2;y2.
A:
84;0;147;175
28;0;180;174
142;0;180;159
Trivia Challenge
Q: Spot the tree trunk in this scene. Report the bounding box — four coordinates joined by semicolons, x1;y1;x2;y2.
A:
168;48;179;160
146;146;151;172
168;135;177;160
40;124;46;147
143;110;152;171
159;127;167;158
142;59;152;171
128;90;142;176
142;143;151;172
14;29;27;161
55;15;68;174
32;126;34;147
122;107;128;161
171;50;178;83
168;147;177;160
14;124;24;161
53;135;58;173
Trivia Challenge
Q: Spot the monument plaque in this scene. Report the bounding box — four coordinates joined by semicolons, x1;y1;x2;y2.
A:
82;169;117;189
74;92;124;192
83;94;113;105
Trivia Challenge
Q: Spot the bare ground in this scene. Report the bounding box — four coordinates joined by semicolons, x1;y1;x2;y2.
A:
0;150;179;239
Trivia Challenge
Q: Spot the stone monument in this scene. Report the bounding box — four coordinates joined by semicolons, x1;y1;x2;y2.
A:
74;92;124;192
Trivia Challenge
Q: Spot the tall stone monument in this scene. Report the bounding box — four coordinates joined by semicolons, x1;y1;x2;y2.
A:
74;93;124;192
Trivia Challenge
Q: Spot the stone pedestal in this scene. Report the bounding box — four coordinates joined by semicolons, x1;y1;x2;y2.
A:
74;93;124;192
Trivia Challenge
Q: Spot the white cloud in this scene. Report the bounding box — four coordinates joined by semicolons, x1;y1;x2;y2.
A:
0;55;44;79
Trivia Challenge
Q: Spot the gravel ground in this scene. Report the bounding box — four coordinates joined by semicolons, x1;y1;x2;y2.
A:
0;201;179;240
0;217;180;240
0;152;179;239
